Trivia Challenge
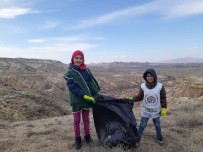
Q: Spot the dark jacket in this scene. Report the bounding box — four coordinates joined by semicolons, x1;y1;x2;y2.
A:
64;63;100;112
133;68;167;108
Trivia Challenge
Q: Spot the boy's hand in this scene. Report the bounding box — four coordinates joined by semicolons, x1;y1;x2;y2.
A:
128;97;135;102
83;95;95;104
160;108;167;116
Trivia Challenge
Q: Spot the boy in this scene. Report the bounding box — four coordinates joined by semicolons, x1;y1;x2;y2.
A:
133;68;167;145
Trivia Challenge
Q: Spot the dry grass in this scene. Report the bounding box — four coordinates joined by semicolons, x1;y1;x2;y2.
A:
0;97;203;152
175;113;202;128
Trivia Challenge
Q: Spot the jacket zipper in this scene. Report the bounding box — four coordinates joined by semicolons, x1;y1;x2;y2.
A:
86;69;99;91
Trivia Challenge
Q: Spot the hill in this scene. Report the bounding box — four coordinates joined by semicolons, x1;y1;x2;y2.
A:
0;57;203;121
0;58;70;122
0;57;203;152
160;57;203;63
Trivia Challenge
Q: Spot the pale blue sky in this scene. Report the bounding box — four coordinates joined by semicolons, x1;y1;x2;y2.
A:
0;0;203;63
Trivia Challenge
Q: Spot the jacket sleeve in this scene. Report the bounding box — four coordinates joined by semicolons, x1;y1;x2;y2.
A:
63;71;69;80
160;85;167;108
66;74;85;98
133;86;144;102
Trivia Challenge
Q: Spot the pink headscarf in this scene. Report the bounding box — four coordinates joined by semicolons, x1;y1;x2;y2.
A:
71;50;87;70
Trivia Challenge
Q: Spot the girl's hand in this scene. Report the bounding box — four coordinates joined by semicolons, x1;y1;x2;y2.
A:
83;95;95;104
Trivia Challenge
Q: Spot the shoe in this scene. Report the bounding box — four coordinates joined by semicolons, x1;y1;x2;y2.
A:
75;136;81;150
157;135;164;145
136;138;141;146
84;134;94;145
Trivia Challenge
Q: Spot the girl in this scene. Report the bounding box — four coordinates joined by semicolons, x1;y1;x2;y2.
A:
64;50;100;150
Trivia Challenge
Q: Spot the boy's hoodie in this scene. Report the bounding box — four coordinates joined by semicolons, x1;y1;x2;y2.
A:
134;68;167;108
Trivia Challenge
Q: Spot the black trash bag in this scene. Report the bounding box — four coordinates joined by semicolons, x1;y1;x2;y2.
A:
93;95;138;149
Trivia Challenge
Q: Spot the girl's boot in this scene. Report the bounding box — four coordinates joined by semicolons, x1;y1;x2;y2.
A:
75;136;81;150
84;134;93;145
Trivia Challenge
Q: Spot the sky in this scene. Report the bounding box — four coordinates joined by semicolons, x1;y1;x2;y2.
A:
0;0;203;64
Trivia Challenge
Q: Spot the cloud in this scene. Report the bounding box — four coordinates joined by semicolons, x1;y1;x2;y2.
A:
191;46;199;50
74;0;203;29
161;0;203;19
0;39;98;63
1;35;101;63
39;21;60;30
27;35;106;44
28;39;45;43
7;26;28;34
0;7;35;19
29;42;97;53
75;4;156;29
114;55;127;60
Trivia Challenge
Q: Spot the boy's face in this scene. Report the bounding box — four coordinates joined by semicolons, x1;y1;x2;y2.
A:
146;73;154;83
73;55;83;67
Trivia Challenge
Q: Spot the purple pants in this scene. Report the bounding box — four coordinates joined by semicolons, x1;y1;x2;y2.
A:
73;109;90;137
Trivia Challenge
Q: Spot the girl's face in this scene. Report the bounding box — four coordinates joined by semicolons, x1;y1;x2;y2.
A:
73;55;83;67
146;73;154;83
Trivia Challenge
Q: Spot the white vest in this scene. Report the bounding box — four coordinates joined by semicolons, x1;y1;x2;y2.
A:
141;82;162;115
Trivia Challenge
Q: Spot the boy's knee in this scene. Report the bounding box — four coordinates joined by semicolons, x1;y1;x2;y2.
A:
140;121;147;128
140;122;147;129
154;123;160;128
140;117;148;128
153;119;161;128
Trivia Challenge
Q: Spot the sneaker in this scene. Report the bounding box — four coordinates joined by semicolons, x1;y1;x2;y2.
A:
84;134;94;145
75;136;82;150
157;136;164;145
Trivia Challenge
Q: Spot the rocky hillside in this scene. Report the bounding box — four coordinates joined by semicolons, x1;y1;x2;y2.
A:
0;58;69;122
0;58;203;152
90;64;203;99
0;58;203;122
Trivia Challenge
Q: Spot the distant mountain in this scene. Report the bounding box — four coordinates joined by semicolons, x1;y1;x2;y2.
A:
89;60;203;71
161;57;203;63
0;57;66;73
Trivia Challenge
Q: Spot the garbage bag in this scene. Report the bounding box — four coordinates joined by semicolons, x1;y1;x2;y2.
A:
93;95;138;148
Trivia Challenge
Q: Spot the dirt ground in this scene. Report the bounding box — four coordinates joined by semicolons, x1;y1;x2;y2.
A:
1;97;202;152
